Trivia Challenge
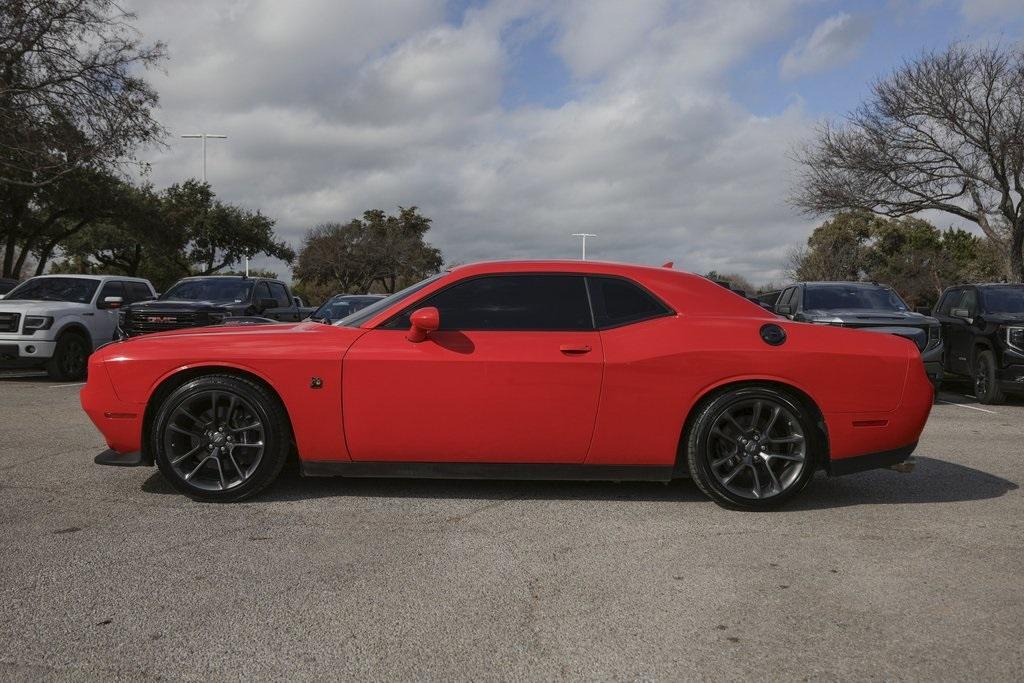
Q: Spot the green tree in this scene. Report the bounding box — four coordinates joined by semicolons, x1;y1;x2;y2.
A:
294;206;443;296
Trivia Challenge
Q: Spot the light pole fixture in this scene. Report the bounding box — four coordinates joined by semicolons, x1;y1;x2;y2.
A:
180;133;227;183
571;233;597;260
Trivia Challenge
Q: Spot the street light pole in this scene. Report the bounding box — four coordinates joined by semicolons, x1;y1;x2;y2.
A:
571;233;597;260
180;133;240;273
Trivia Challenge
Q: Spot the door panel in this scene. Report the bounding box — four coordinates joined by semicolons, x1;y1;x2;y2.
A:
342;330;604;463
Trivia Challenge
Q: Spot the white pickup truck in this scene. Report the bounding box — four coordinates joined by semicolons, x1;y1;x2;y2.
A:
0;274;157;380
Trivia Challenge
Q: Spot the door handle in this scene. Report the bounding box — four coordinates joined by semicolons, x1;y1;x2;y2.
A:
559;344;592;354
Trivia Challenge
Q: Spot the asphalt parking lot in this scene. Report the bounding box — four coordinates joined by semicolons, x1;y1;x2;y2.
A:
0;371;1022;680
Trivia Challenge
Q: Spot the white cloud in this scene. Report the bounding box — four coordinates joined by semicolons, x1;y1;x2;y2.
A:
779;12;873;80
125;0;819;285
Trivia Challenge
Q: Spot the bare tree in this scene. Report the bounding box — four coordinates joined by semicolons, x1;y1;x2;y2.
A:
792;44;1024;281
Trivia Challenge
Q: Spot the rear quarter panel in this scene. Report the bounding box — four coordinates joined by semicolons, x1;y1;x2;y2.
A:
586;315;915;466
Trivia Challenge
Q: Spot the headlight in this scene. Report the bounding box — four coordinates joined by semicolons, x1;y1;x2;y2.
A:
926;323;941;350
1007;326;1024;352
23;315;54;333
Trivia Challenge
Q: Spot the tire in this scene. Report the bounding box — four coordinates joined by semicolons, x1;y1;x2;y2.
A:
686;386;819;510
45;330;90;381
152;374;292;502
974;350;1005;405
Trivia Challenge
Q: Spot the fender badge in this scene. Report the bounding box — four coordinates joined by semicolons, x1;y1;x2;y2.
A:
310;377;323;389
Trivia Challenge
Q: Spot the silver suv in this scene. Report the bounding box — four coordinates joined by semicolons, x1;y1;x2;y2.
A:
0;275;156;380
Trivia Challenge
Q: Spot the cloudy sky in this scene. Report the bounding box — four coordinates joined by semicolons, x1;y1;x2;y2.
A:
124;0;1024;284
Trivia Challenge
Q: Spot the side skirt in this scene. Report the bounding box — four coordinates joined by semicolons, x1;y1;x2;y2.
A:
301;460;675;482
827;442;917;477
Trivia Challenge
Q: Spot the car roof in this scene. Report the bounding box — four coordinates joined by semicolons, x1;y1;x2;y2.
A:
177;275;281;283
799;281;891;288
30;274;151;283
448;259;694;278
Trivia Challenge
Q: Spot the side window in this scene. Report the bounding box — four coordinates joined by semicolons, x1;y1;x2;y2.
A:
384;275;592;331
269;282;291;307
959;289;978;316
775;287;794;311
587;276;670;328
255;281;272;304
124;282;152;303
937;289;961;316
98;281;123;304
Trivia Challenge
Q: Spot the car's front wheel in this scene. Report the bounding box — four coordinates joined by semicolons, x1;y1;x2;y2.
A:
974;350;1005;405
152;374;291;502
45;330;89;381
686;386;819;510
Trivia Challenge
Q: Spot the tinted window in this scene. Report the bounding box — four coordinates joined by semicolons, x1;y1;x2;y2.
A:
98;281;124;302
959;289;978;316
268;282;291;307
980;286;1024;314
5;277;100;303
803;284;907;311
588;276;669;328
936;289;960;316
124;282;153;303
255;282;272;303
385;275;592;331
775;288;795;311
162;279;253;303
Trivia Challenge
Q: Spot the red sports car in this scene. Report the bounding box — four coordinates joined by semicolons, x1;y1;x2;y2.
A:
81;261;933;509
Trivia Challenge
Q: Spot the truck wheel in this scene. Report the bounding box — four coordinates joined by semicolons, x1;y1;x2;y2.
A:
974;350;1005;405
45;331;89;381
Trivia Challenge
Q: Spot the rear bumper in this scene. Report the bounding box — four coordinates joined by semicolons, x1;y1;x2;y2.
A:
827;442;917;476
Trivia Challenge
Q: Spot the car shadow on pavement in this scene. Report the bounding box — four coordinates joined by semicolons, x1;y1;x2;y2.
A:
140;456;1016;508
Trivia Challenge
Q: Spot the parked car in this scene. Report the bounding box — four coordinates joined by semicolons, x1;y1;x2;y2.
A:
774;282;943;387
306;294;385;323
119;275;315;337
83;260;933;509
0;278;19;296
0;274;156;379
752;290;781;311
931;283;1024;403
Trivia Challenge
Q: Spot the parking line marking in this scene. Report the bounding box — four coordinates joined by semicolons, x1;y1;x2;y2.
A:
937;399;998;414
49;382;85;388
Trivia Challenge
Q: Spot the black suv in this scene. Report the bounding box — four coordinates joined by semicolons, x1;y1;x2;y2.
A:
774;281;943;386
120;275;315;337
931;284;1024;403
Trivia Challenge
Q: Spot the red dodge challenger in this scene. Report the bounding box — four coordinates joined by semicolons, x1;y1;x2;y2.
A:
81;261;933;509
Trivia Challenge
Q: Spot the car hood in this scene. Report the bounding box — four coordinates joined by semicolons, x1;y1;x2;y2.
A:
126;299;238;312
0;300;91;316
803;308;937;325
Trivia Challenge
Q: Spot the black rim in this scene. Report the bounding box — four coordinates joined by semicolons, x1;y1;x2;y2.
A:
975;357;989;397
162;389;266;492
61;337;87;377
705;398;807;500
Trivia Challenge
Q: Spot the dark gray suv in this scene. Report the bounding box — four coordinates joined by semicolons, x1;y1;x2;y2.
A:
774;281;943;387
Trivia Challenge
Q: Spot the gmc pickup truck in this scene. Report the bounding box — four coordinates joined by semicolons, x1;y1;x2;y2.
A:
118;275;314;337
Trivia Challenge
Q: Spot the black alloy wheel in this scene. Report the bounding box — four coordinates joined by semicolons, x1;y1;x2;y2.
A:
686;386;819;509
152;374;291;502
974;350;1005;405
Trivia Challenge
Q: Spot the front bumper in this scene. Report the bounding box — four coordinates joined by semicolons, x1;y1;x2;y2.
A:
0;338;56;366
995;362;1024;394
80;357;145;456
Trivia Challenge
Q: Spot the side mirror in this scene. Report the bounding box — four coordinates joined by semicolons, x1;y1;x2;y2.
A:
258;297;277;312
292;296;303;307
776;304;793;316
99;296;123;309
951;308;971;321
915;306;931;315
407;306;440;343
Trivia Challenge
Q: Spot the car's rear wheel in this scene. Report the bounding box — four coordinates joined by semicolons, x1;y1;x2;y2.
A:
45;331;89;381
974;350;1005;405
152;374;291;502
686;386;818;510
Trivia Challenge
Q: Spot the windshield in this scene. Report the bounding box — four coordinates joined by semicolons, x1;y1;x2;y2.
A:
981;286;1024;314
804;284;908;312
161;279;253;303
336;273;446;328
312;296;382;321
5;277;100;304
